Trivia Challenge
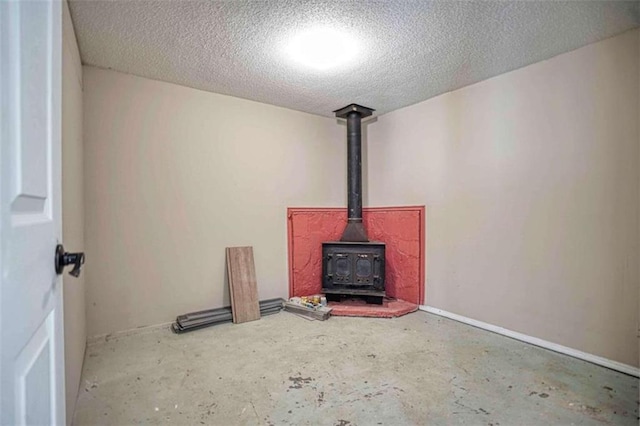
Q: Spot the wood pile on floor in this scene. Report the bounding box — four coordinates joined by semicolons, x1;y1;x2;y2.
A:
172;245;333;333
283;296;332;321
171;298;284;333
283;302;331;320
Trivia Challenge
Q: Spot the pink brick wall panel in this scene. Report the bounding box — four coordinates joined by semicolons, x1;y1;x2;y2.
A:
287;206;425;305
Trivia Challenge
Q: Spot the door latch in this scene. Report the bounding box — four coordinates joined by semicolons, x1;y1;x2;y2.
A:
55;244;85;277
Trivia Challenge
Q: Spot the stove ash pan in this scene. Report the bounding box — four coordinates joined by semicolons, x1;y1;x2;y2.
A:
322;241;386;302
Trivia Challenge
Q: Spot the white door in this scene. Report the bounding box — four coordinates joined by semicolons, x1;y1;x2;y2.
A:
1;0;66;424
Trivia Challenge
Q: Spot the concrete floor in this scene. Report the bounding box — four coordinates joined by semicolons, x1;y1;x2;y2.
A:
74;311;639;425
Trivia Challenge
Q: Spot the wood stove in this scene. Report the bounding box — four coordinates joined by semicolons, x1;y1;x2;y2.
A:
322;104;386;304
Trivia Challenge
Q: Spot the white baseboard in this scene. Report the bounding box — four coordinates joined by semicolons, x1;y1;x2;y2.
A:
87;321;173;346
419;305;639;378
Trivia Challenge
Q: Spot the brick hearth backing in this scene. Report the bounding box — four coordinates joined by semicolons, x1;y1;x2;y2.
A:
287;206;425;305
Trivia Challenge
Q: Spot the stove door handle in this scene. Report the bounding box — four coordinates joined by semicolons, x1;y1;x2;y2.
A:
373;255;383;281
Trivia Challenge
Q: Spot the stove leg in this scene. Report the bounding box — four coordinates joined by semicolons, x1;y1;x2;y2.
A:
325;293;342;303
365;296;384;305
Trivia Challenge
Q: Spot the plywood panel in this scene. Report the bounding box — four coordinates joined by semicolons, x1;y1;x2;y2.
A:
226;247;260;324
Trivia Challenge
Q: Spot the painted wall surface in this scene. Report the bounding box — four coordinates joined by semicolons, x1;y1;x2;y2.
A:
62;1;85;422
83;67;345;336
368;30;640;367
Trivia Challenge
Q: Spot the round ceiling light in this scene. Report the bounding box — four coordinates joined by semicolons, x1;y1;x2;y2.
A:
285;27;360;71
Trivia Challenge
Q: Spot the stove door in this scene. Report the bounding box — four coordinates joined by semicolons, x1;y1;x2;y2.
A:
333;253;351;284
354;254;373;285
322;243;385;295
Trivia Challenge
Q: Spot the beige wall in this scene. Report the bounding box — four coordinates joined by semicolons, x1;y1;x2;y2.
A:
83;67;345;336
62;1;85;423
83;29;638;367
368;29;640;367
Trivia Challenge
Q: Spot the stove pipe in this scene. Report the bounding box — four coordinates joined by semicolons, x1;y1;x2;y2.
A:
333;104;375;242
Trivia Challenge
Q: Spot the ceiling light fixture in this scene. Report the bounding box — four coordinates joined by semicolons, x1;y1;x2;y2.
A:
285;27;359;71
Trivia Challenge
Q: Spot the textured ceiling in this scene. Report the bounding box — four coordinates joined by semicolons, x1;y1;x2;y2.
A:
69;1;639;117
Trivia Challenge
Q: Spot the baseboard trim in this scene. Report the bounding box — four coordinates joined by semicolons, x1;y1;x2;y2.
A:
87;321;173;346
419;305;639;378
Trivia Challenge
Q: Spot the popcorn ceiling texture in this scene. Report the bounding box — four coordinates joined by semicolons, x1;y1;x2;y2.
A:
68;1;639;117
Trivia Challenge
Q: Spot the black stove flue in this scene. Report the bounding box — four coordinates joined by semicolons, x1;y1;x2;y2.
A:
322;104;386;305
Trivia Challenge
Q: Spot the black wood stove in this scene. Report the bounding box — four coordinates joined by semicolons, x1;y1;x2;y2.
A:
322;104;385;305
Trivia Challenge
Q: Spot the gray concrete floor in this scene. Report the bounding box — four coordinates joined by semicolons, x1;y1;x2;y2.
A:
74;311;639;425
